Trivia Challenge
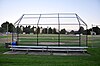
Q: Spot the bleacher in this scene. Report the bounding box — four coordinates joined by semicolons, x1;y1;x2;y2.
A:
10;46;88;54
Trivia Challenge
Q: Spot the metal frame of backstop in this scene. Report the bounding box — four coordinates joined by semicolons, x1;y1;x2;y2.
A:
12;13;88;46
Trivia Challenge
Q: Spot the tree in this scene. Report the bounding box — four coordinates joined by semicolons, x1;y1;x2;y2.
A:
23;26;25;33
1;21;15;33
8;23;15;32
92;26;100;35
83;29;90;35
36;26;40;34
31;26;35;34
42;28;47;34
0;27;4;33
24;26;31;34
78;26;84;34
1;21;9;32
60;29;66;34
70;30;75;34
52;28;57;34
48;27;52;34
16;26;22;34
20;25;24;34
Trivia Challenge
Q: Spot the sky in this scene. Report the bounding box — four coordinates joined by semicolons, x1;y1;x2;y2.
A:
0;0;100;29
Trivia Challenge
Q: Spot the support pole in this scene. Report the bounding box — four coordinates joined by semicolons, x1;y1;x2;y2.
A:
17;25;19;45
76;14;81;46
86;25;88;46
16;15;24;45
37;14;41;46
76;15;88;46
58;13;60;46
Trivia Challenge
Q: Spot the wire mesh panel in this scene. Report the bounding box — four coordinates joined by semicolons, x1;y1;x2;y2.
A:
89;25;100;47
12;13;88;46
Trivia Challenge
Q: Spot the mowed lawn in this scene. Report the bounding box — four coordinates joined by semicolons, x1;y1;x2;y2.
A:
0;34;100;66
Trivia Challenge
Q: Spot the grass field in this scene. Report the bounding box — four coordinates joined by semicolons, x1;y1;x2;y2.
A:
0;34;100;66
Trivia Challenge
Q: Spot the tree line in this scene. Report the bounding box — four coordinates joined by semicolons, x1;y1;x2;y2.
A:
0;21;66;34
0;21;100;35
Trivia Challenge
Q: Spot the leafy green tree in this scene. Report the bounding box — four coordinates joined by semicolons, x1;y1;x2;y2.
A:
60;29;66;34
31;26;35;34
78;26;84;34
36;26;40;34
0;27;4;33
70;30;75;34
48;27;52;34
1;21;9;32
42;28;47;34
92;26;100;35
52;28;57;34
8;23;15;32
24;26;31;34
16;26;22;34
1;21;15;33
83;29;90;35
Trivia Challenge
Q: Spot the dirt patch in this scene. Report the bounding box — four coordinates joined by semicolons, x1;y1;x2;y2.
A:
0;38;11;43
39;42;65;45
3;51;90;56
19;42;65;45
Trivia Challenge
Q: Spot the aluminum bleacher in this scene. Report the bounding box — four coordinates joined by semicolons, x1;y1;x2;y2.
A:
10;46;88;54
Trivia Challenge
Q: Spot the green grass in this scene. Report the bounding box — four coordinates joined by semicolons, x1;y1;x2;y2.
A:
0;36;8;38
0;35;11;39
0;48;100;66
0;44;9;53
0;35;100;66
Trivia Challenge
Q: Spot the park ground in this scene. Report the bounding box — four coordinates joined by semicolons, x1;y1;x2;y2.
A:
0;34;100;66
